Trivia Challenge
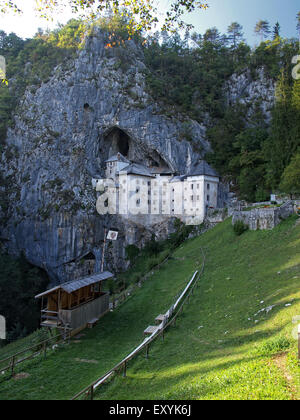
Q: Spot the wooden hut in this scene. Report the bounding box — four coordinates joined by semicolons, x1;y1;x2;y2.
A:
35;271;113;335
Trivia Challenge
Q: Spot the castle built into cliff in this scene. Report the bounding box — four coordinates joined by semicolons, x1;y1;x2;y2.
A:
94;153;219;225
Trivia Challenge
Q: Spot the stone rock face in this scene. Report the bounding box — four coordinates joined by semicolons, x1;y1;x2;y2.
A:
0;30;211;284
0;30;275;284
225;68;275;122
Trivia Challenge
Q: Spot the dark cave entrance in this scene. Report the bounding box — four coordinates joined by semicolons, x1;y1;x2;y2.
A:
99;126;173;173
104;127;130;158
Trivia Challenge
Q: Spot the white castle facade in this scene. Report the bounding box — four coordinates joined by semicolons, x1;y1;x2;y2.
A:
93;153;219;225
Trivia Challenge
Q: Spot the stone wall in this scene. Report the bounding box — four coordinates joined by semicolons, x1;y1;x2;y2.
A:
232;201;294;230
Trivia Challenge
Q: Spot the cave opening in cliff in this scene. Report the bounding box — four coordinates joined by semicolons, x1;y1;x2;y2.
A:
100;126;172;173
104;127;130;157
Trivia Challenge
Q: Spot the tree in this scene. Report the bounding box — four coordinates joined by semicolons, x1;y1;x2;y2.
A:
254;20;271;42
279;150;300;197
273;22;280;39
297;11;300;38
0;0;209;33
227;22;244;49
203;27;222;44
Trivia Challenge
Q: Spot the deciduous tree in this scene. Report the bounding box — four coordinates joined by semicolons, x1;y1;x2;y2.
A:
0;0;209;33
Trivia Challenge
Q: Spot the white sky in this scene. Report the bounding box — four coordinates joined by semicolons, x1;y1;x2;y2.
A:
0;0;76;38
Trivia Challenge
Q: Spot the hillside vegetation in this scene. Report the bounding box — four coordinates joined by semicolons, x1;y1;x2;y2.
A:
0;216;299;400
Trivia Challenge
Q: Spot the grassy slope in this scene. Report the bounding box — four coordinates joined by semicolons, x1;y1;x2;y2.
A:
95;216;300;400
0;216;299;400
0;241;199;400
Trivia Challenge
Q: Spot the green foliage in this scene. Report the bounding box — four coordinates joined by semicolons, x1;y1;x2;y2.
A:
0;253;49;343
279;149;300;196
125;244;140;262
0;19;91;145
144;234;161;256
264;77;300;190
233;220;249;236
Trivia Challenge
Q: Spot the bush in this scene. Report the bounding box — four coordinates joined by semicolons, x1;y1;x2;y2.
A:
125;244;140;262
233;220;249;236
131;272;142;284
254;336;291;356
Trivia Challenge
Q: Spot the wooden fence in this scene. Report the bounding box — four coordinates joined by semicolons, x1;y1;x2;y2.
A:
71;248;205;400
0;332;70;377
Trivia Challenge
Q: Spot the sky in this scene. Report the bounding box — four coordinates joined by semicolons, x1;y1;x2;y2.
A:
0;0;299;46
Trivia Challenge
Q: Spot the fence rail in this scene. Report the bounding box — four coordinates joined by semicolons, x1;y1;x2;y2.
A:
72;248;205;400
0;332;70;376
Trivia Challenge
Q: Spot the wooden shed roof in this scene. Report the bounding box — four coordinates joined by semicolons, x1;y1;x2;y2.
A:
35;271;114;299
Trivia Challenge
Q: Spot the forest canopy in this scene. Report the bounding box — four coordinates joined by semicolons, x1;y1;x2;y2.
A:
0;15;299;203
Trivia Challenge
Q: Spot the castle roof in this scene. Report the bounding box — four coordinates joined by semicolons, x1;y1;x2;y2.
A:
105;153;130;164
150;167;175;175
169;175;186;183
120;163;155;178
186;160;219;178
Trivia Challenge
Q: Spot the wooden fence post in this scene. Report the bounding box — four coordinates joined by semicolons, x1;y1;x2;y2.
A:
123;361;127;377
10;356;15;377
43;342;47;359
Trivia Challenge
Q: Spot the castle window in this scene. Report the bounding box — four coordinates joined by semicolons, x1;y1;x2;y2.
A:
197;195;199;201
207;183;210;190
191;184;194;190
191;196;194;201
197;184;199;189
136;199;140;207
207;195;210;202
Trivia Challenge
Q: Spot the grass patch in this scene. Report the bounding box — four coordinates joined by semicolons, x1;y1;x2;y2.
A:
0;215;300;400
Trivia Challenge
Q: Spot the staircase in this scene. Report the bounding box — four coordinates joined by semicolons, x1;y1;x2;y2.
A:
40;310;72;337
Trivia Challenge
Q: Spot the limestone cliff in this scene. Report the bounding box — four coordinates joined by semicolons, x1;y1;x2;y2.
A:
0;28;276;284
0;29;211;283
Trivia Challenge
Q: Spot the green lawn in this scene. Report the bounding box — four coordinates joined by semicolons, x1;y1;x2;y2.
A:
0;216;300;400
94;216;300;400
0;238;200;400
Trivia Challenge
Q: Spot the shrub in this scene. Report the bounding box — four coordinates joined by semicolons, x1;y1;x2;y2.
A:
254;336;291;356
125;244;140;262
233;220;249;236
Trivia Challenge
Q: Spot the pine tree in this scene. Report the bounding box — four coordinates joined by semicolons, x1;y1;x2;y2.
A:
254;20;271;42
227;22;244;49
273;22;280;39
297;12;300;39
